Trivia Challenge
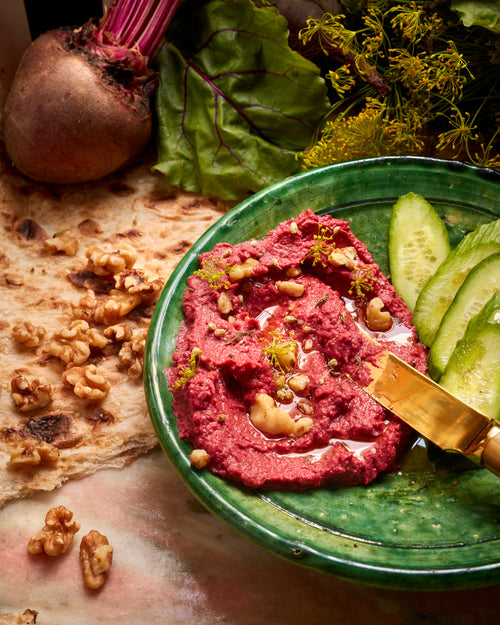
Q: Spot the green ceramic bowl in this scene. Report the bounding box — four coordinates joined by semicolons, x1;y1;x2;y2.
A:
144;156;500;591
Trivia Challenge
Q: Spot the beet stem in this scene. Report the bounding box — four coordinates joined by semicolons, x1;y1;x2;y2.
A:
96;0;181;59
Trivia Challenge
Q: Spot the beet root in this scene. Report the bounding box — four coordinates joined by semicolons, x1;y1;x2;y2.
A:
2;29;153;184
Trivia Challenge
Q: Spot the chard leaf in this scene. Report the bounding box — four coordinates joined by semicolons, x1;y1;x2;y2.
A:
153;0;330;201
451;1;500;32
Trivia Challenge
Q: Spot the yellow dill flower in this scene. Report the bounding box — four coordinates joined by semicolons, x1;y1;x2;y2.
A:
349;265;377;298
172;348;202;389
387;49;430;93
429;42;472;99
436;110;479;155
327;65;356;97
389;2;445;44
262;329;297;373
469;139;500;168
304;225;337;265
194;254;232;290
301;98;424;168
299;13;356;57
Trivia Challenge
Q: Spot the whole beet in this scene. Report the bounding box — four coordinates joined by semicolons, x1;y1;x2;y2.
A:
2;29;153;184
2;0;181;184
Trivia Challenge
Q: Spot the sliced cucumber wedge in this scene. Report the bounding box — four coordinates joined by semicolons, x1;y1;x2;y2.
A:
440;292;500;421
389;192;450;311
413;241;500;346
427;252;500;380
452;217;500;257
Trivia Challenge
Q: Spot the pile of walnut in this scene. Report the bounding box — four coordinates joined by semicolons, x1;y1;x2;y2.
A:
7;240;164;470
28;505;113;590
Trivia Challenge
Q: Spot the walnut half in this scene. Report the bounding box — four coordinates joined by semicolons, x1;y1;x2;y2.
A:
62;364;110;401
45;234;79;256
27;506;80;556
80;530;113;590
12;321;46;348
7;439;59;470
86;243;137;276
48;319;108;366
11;374;53;413
118;328;148;379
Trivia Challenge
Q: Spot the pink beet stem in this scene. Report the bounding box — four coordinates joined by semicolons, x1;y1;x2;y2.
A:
96;0;182;58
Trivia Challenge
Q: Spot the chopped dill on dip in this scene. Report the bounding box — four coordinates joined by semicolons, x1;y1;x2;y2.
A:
167;211;427;490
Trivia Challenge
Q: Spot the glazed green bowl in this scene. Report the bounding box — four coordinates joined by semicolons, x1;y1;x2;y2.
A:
144;156;500;591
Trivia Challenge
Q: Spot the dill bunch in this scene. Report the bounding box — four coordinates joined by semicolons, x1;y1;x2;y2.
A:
298;0;500;170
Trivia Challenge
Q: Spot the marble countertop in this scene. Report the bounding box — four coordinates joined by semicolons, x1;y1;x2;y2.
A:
1;447;498;624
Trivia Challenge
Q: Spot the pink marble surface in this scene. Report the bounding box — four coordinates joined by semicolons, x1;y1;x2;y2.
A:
0;448;498;624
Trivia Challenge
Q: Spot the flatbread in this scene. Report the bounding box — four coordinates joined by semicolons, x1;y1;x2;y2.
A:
0;143;228;507
0;610;38;625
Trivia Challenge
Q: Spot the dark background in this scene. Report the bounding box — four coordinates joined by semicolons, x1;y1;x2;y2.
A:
23;0;104;39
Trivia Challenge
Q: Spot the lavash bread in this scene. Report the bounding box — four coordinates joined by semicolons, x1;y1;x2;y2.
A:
0;144;228;507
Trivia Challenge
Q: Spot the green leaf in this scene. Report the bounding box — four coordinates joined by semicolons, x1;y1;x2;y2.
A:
451;1;500;33
153;0;330;201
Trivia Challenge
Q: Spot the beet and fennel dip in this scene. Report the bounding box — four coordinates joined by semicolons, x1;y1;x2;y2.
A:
166;211;428;489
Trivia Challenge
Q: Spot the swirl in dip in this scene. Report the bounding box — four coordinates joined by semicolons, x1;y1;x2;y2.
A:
167;211;427;489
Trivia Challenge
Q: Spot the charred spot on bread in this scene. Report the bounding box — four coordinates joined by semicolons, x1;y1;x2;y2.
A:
78;219;103;236
67;270;114;294
85;407;115;428
15;218;48;243
116;229;143;239
21;413;77;448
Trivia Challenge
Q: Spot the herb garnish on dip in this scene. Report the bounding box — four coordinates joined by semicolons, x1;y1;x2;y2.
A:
167;211;427;489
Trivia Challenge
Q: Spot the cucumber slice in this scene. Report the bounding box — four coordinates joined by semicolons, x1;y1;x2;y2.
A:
452;217;500;257
427;252;500;380
440;292;500;421
389;192;450;311
413;241;500;346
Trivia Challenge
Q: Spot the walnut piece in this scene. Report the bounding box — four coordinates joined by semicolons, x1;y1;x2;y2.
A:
7;439;59;470
113;268;164;303
27;506;80;556
366;296;392;332
62;364;110;400
275;280;305;298
12;321;46;348
228;257;259;282
189;449;210;469
86;243;137;276
250;393;313;438
48;319;108;366
45;234;79;256
11;373;53;412
80;530;113;590
328;246;358;271
93;290;142;325
118;328;148;379
217;291;233;315
72;288;142;326
104;323;133;342
71;289;98;323
288;374;310;393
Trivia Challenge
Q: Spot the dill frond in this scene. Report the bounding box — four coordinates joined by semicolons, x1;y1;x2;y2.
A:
194;254;232;290
303;225;337;266
436;109;479;156
298;1;500;172
172;347;202;389
262;329;297;373
348;265;377;298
